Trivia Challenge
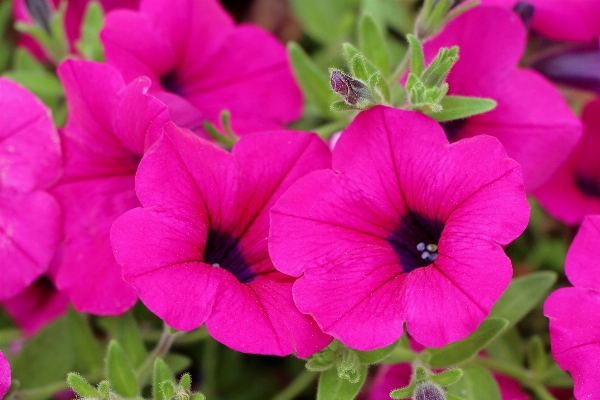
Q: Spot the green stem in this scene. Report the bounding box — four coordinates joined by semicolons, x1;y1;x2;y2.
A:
314;119;349;141
271;370;318;400
472;357;531;383
142;326;209;345
136;324;182;385
529;383;558;400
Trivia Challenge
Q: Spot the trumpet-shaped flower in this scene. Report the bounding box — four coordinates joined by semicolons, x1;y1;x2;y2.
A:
111;126;332;356
50;60;170;314
421;5;581;192
544;214;600;398
0;78;61;300
270;106;529;350
101;0;301;135
534;99;600;225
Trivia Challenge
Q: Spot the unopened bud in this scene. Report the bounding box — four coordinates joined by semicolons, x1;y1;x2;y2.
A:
24;0;52;35
330;70;374;107
412;382;446;400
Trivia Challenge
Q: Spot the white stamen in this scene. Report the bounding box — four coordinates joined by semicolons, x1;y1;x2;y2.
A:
421;251;430;260
212;263;220;267
416;242;426;251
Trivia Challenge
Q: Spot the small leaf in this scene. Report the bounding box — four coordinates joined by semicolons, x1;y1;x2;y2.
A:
115;311;148;369
359;13;390;76
160;381;176;399
350;54;369;82
288;42;337;116
430;368;464;386
390;384;415;399
543;361;573;388
76;1;105;61
423;95;497;122
368;72;390;104
306;347;336;371
98;380;111;399
446;366;501;400
355;340;397;364
106;340;138;398
317;364;367;400
428;318;508;368
153;359;174;400
190;393;206;400
179;373;192;391
407;34;425;77
67;373;101;398
489;272;557;328
343;43;379;77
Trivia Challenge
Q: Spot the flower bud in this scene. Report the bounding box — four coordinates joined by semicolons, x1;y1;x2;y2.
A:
24;0;52;35
412;382;446;400
330;70;373;107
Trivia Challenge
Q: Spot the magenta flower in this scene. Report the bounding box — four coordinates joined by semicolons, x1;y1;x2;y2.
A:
421;5;582;192
50;59;171;315
482;0;600;42
14;0;139;61
544;214;600;398
100;0;302;135
0;350;10;399
270;106;529;350
0;78;61;300
533;99;600;225
1;276;69;336
111;125;332;356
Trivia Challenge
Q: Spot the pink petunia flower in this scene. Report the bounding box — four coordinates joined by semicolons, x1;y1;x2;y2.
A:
481;0;600;43
110;125;332;356
269;106;529;350
0;350;10;399
544;214;600;399
100;0;302;136
14;0;140;61
1;275;69;336
367;364;530;400
0;78;61;300
420;5;582;192
533;99;600;225
50;59;171;315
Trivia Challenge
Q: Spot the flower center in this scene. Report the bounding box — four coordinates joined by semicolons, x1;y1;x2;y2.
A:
387;212;444;273
576;174;600;199
203;229;254;283
160;70;185;96
440;119;466;143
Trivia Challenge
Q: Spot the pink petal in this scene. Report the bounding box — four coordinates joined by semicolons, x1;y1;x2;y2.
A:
545;287;600;398
0;350;9;399
0;189;60;300
529;0;600;42
207;275;331;357
0;78;61;192
565;215;600;289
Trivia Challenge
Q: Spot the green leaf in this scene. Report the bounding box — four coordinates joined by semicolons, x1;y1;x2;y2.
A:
430;368;464;386
368;72;390;104
350;54;369;82
153;359;175;400
76;1;105;61
389;384;415;399
164;353;192;375
485;326;524;366
446;366;501;400
359;14;390;76
3;70;64;99
115;311;148;369
355;340;397;364
190;393;206;400
331;100;358;112
343;43;379;77
11;318;75;388
406;34;425;77
98;380;111;398
12;48;45;72
67;373;101;398
106;340;139;398
288;42;337;117
317;364;367;400
423;95;497;122
428;318;508;368
67;307;103;372
489;272;557;328
179;373;192;391
543;361;573;388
